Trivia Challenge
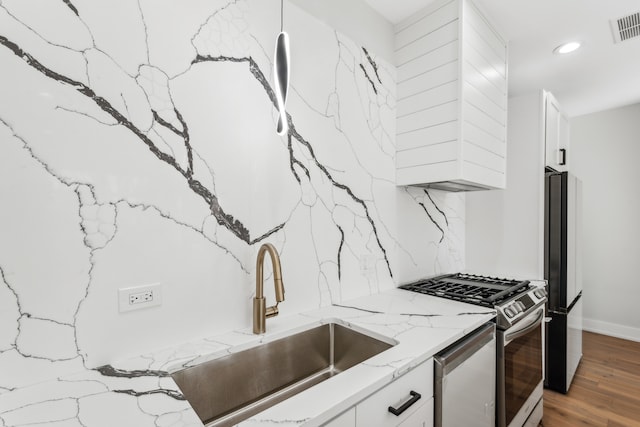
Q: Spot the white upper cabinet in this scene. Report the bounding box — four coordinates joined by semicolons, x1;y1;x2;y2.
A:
395;0;508;191
544;91;570;172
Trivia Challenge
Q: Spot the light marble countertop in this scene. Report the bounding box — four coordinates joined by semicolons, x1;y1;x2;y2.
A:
0;289;495;427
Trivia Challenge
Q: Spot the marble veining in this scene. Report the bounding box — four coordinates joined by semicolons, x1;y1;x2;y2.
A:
0;34;283;247
0;290;494;427
0;0;465;402
333;302;498;318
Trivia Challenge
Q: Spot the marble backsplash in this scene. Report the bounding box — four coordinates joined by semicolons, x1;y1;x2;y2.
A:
0;0;464;391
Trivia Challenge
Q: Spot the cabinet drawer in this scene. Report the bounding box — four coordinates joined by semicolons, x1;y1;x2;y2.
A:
323;407;356;427
398;397;433;427
356;360;433;427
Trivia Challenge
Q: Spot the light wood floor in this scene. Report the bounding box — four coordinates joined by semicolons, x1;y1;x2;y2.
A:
541;331;640;426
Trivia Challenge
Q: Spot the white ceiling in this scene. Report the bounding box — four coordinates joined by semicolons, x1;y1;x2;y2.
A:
364;0;640;117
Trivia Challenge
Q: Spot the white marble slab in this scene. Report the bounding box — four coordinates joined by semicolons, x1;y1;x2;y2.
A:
0;290;494;426
0;0;466;396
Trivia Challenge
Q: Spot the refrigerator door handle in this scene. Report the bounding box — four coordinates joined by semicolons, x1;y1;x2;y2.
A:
567;291;582;312
549;292;582;316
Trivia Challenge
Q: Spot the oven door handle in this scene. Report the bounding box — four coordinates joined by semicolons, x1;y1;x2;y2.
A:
504;308;544;346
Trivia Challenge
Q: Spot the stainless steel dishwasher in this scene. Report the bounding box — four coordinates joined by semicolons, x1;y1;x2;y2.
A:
434;322;496;427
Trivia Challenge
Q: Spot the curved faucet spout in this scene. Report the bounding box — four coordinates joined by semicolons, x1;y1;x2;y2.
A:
253;243;285;334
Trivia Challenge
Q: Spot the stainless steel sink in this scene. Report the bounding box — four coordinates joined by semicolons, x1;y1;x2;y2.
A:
171;322;395;426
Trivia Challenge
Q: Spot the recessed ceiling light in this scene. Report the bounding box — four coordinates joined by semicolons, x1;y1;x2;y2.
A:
553;41;582;54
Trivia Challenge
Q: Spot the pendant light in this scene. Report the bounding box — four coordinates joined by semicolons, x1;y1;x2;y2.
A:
274;0;290;136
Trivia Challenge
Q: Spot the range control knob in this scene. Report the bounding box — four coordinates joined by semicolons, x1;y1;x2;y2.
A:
513;303;523;314
516;301;526;311
534;289;547;299
504;307;516;318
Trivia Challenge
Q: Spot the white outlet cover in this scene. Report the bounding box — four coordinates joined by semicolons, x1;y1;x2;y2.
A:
118;283;162;313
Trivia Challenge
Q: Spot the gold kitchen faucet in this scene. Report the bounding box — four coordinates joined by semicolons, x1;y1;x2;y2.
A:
253;243;285;334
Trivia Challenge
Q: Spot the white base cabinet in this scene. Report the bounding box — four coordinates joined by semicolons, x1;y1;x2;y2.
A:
323;401;433;427
324;408;356;427
322;359;434;427
397;398;433;427
356;361;433;427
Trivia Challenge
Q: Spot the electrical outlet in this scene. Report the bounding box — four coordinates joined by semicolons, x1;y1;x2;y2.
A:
129;290;154;305
359;254;376;278
118;283;162;312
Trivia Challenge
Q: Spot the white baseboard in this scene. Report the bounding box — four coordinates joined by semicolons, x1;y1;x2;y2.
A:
583;317;640;343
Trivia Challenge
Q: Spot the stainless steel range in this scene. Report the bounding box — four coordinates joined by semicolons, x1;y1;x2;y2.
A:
400;273;547;427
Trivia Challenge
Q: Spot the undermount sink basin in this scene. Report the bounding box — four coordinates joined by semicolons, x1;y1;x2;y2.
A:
171;322;395;426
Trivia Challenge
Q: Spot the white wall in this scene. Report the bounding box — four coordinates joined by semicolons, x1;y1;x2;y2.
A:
571;103;640;342
0;0;462;391
466;92;545;280
289;0;395;63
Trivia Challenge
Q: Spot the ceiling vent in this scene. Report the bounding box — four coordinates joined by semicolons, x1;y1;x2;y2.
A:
611;12;640;43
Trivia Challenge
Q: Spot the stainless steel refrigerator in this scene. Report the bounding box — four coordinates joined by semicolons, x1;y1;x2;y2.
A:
544;170;583;393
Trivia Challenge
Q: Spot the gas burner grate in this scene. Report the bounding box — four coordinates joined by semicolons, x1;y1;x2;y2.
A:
399;273;530;307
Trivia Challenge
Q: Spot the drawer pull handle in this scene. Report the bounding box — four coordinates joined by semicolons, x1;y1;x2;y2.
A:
388;391;421;416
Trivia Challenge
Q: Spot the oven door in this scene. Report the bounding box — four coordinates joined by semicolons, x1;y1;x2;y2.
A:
497;306;544;427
